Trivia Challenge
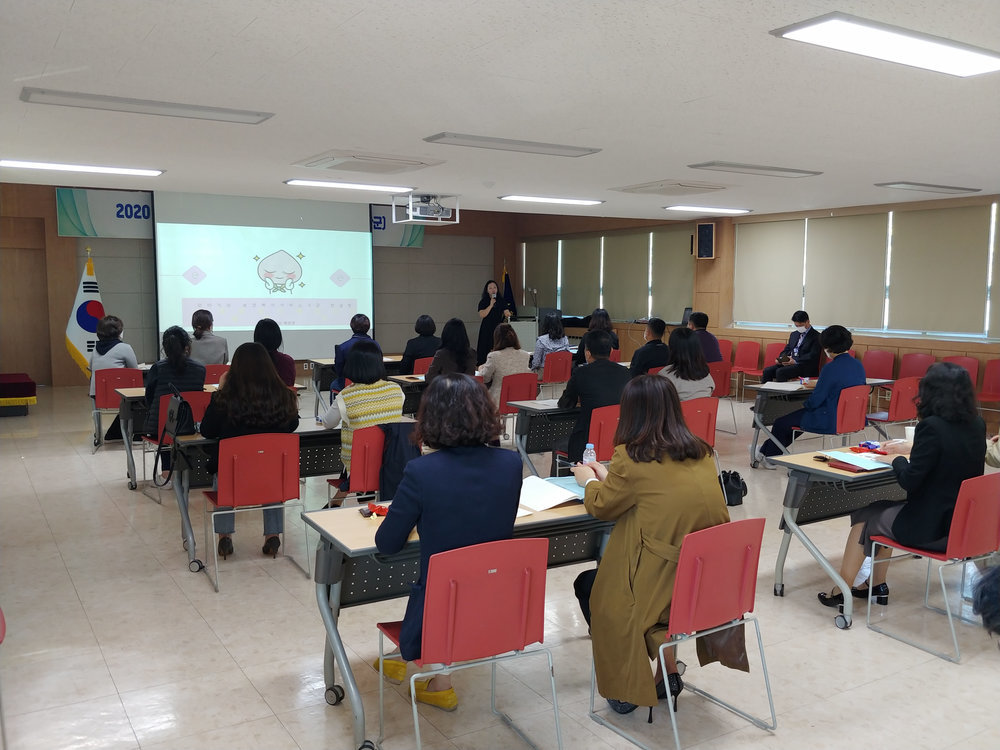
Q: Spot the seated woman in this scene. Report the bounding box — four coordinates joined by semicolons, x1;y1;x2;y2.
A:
572;308;620;367
425;318;476;383
531;312;572;373
399;315;441;375
374;374;522;711
818;362;986;608
572;375;730;714
757;324;865;468
189;308;229;365
254;318;296;387
89;314;138;440
657;327;715;401
479;323;532;407
321;340;405;505
200;342;300;559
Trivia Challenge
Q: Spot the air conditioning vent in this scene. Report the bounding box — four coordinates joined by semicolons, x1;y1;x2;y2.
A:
611;179;728;196
293;149;443;174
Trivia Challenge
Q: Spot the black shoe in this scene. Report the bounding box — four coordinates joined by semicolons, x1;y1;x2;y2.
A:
218;536;233;560
817;590;844;608
607;698;638;714
262;535;281;558
851;582;889;605
666;672;684;712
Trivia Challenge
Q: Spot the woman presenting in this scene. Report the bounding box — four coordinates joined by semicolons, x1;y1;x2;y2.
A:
476;279;514;365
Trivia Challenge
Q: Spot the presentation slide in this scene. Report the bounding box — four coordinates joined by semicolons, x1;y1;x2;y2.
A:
155;222;373;359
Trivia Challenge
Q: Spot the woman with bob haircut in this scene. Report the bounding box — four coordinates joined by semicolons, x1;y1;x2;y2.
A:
253;317;296;387
479;323;532;406
399;314;441;375
374;373;522;711
321;340;404;505
657;327;715;401
200;342;299;559
572;375;730;715
425;318;476;383
818;361;985;608
531;312;572;373
573;308;620;367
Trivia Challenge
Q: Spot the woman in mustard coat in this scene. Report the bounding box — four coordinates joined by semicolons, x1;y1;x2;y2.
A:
573;375;730;713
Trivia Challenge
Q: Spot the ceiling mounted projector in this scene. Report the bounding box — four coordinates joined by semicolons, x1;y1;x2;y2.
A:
392;193;461;225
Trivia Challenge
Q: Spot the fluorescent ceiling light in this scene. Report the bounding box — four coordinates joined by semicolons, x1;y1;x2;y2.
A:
20;87;273;124
499;195;604;206
664;205;751;215
771;12;1000;77
875;181;981;195
284;179;413;193
688;161;821;178
425;132;600;157
0;159;162;177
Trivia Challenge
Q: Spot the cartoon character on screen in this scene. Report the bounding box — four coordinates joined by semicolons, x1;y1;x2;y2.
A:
257;250;303;294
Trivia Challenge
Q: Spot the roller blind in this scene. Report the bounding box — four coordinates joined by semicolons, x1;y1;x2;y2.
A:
990;208;1000;337
602;231;651;321
560;236;602;316
651;225;695;322
805;214;887;328
524;239;558;309
889;205;991;334
733;220;805;324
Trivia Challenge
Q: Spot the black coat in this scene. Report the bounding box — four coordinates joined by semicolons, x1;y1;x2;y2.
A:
778;327;820;377
399;335;442;375
558;358;631;462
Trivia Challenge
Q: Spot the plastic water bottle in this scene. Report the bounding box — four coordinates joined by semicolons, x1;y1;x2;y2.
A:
582;443;597;464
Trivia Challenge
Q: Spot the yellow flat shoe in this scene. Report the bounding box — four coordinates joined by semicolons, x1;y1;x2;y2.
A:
411;678;458;712
373;657;407;684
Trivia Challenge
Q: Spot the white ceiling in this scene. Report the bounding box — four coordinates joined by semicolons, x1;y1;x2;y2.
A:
2;0;999;220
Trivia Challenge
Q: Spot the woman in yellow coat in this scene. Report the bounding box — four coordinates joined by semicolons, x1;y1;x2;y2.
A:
573;375;730;713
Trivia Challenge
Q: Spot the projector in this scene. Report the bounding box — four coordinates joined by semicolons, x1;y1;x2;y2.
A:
410;201;452;219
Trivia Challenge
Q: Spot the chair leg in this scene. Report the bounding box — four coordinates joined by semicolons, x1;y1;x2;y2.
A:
377;633;387;748
409;672;424;750
587;655;655;750
92;410;102;452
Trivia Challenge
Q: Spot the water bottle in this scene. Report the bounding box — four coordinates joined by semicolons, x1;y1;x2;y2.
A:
582;443;597;464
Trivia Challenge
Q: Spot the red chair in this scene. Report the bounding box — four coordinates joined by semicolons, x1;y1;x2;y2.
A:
326;425;385;502
861;349;894;380
376;538;561;750
868;473;1000;662
681;397;722;474
977;359;1000;414
707;360;737;434
866;376;919;440
412;357;433;376
718;338;733;364
552;404;620;475
539;350;573;399
589;519;775;750
898;352;935;379
742;341;784;393
609;348;622;363
828;384;870;447
92;367;144;451
204;364;230;384
942;356;979;387
499;372;538;439
730;341;761;401
647;366;665;375
202;433;309;591
142;391;212;503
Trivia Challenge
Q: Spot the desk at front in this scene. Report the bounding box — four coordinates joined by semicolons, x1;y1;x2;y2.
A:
302;502;612;750
768;449;905;630
507;399;579;476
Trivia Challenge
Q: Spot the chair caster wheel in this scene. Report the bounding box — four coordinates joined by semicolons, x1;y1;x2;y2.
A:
129;481;137;490
325;685;345;705
359;742;376;750
750;459;759;469
189;559;204;573
835;614;851;629
774;584;784;597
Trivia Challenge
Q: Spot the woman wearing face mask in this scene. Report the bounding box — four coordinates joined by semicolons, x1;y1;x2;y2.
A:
755;324;865;468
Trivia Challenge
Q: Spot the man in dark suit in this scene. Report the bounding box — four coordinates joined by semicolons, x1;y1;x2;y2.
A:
629;317;670;377
760;310;820;383
688;311;722;363
558;330;631;462
332;313;381;391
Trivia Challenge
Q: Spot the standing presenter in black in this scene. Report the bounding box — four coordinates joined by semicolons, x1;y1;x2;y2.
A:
476;279;514;365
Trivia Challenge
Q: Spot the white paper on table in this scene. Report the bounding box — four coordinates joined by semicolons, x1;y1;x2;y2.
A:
760;381;804;392
819;451;887;471
518;475;583;514
534;398;560;407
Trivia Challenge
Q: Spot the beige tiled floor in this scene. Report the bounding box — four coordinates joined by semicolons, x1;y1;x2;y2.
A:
2;385;1000;749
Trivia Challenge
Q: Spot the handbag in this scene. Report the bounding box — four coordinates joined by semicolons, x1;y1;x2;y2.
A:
153;389;194;486
719;470;747;507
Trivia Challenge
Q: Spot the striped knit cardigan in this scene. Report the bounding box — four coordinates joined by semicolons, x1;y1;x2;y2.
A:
335;380;405;473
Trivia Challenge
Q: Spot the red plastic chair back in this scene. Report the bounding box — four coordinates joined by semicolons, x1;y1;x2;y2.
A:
885;376;919;422
718;339;733;364
681;397;719;449
762;342;785;368
731;341;760;372
942;356;979;387
204;364;230;384
541;350;572;384
418;538;549;665
413;357;433;376
215;433;300;509
499;372;538;415
94;368;144;409
647;366;665;375
708;361;732;397
898;353;935;379
588;404;620;461
150;391;212;446
348;426;385;494
862;349;894;380
944;474;1000;560
979;359;1000;401
609;348;622;363
667;518;766;637
835;385;870;434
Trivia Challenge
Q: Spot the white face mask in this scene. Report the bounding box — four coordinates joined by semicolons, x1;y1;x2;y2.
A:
794;325;808;333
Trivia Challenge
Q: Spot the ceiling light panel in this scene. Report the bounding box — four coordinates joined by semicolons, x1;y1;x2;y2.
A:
688;161;822;178
875;181;981;194
771;12;1000;77
0;159;162;176
284;179;413;193
499;195;604;206
425;132;600;157
664;205;751;215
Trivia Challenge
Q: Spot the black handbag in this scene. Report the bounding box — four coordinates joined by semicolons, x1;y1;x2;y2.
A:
720;470;747;507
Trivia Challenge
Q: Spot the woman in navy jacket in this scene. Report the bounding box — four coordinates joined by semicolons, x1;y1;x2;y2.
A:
374;373;522;711
757;325;865;466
